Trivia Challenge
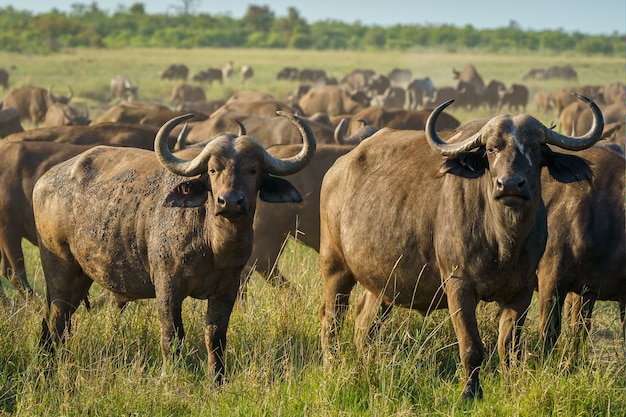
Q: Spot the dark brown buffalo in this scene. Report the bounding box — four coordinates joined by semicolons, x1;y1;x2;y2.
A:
366;74;391;96
423;86;457;109
169;83;206;106
346;106;460;134
0;68;9;90
599;121;625;149
277;67;299;81
498;83;529;113
2;86;73;126
298;68;327;83
192;68;223;84
299;86;370;116
553;87;577;115
379;86;406;109
0;106;23;138
34;112;316;384
0;123;178;299
44;102;90;127
318;94;603;400
537;143;625;354
160;64;189;80
483;80;506;112
110;75;138;101
602;81;624;105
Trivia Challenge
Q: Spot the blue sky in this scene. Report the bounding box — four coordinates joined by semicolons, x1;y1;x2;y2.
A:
13;1;625;35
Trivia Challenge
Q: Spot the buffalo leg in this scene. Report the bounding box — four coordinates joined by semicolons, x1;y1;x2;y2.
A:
0;235;34;297
44;272;92;346
497;285;533;368
155;287;185;377
444;275;483;400
319;248;356;368
205;269;240;385
353;290;392;355
537;280;567;353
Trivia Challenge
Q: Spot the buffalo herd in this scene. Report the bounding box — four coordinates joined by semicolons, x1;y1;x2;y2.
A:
0;60;623;400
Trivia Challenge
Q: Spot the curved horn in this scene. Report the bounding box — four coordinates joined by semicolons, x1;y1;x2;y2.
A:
66;85;74;102
334;118;349;144
425;100;482;157
235;120;246;136
260;111;316;175
155;114;230;177
174;122;190;151
544;93;603;150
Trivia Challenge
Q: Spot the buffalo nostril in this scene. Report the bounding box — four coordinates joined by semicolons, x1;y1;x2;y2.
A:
216;196;226;207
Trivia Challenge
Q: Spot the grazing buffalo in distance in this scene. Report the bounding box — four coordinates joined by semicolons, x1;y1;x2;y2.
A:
365;74;391;96
221;61;234;79
537;143;625;355
0;123;179;299
192;68;223;84
346;106;460;134
482;80;506;112
379;86;406;109
44;102;90;127
0;68;9;90
0;105;23;138
453;64;485;95
387;68;412;87
240;65;254;83
498;83;529;113
341;69;376;91
318;94;603;400
169;83;206;106
523;65;578;81
34;112;316;384
277;66;299;81
160;64;189;81
110;75;138;102
423;86;457;109
535;91;556;114
406;77;435;110
2;86;73;126
215;99;301;118
299;85;370;116
299;68;327;83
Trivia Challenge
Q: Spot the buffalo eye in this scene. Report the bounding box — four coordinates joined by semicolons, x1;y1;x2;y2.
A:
177;181;194;195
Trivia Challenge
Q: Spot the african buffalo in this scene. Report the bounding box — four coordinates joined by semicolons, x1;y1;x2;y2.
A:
2;86;73;126
422;86;457;109
535;91;556;114
602;81;624;105
345;106;460;134
214;99;301;118
379;86;406;109
240;65;254;83
537;142;625;355
91;102;207;127
453;64;485;95
498;83;529;113
366;74;391;96
318;94;603;399
222;61;234;79
160;64;189;80
387;68;412;87
34;112;316;384
277;67;299;81
169;83;206;106
44;102;90;127
0;123;178;299
0;106;23;138
554;87;577;115
406;77;435;110
299;85;370;116
341;69;376;91
298;68;327;83
482;80;506;112
110;75;138;101
0;68;9;90
192;68;223;84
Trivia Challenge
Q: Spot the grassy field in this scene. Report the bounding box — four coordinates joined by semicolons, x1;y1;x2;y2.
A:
0;47;624;416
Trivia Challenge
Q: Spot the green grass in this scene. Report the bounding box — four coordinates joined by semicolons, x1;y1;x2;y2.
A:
1;239;624;416
0;48;624;416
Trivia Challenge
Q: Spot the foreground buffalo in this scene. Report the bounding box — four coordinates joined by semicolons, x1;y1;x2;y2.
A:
0;123;178;299
34;112;316;384
318;94;603;399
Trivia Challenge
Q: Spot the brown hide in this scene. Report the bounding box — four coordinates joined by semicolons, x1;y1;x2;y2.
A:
319;99;602;399
347;106;460;134
537;144;625;351
169;83;206;105
298;86;369;116
2;86;72;125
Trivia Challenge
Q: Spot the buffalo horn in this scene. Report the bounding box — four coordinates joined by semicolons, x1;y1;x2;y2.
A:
543;93;603;150
425;100;482;157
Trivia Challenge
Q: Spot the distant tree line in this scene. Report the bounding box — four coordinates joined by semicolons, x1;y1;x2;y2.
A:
0;3;621;55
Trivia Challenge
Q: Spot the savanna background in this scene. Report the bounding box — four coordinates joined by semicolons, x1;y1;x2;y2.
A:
0;3;624;416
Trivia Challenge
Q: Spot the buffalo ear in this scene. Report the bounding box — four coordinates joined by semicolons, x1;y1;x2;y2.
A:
259;174;302;203
164;178;209;207
438;151;486;179
541;145;593;184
